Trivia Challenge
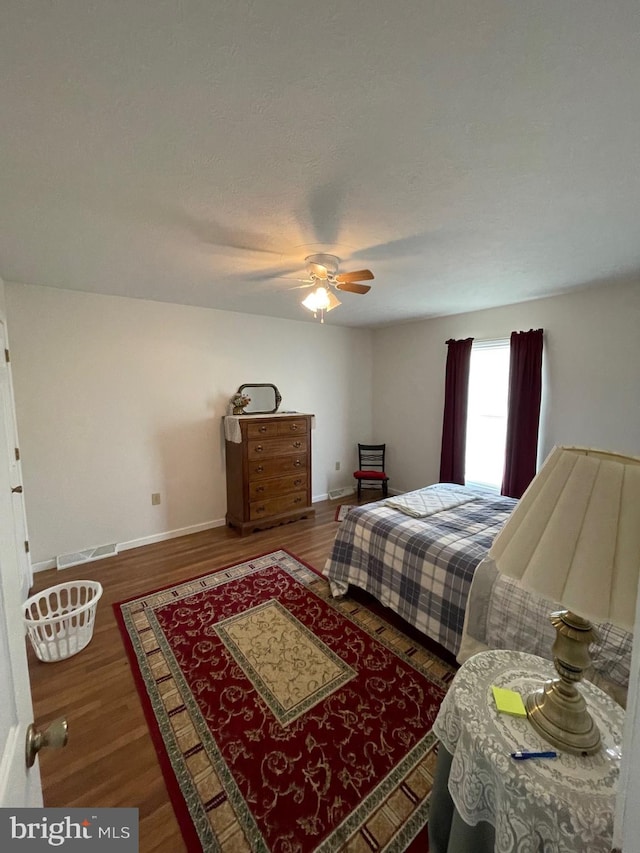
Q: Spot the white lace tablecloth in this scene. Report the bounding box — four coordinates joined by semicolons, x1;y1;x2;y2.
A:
433;650;624;853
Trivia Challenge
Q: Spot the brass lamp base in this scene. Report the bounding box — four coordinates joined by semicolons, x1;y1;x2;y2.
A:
525;610;601;756
526;680;601;755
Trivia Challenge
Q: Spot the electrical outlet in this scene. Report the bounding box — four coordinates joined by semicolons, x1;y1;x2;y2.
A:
335;461;341;471
151;493;161;505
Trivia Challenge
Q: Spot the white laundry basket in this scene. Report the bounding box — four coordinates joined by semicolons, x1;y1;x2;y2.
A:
23;580;103;662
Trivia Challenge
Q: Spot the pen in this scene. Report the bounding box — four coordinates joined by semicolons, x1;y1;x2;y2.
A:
511;750;557;760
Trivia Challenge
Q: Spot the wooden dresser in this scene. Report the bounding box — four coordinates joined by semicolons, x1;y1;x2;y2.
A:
224;413;315;535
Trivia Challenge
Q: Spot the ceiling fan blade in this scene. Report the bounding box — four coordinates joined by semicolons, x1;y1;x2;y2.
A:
335;269;374;284
279;279;314;289
335;282;371;295
239;265;303;282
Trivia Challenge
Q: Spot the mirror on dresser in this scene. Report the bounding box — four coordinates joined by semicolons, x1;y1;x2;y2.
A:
236;383;282;414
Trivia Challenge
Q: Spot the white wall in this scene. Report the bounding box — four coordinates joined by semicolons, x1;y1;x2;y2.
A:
9;277;638;564
373;278;640;493
5;283;373;565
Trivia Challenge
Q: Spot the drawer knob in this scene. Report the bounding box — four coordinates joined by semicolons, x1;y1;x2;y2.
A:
290;424;299;431
255;465;264;473
292;441;301;449
294;497;302;503
255;445;264;453
256;505;266;514
256;486;265;493
259;425;267;432
293;460;302;468
294;478;302;486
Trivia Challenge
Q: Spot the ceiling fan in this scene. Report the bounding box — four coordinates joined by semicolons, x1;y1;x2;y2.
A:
296;253;374;293
294;254;374;322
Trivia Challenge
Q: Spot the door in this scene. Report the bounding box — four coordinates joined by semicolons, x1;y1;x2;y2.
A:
0;319;42;806
0;321;32;598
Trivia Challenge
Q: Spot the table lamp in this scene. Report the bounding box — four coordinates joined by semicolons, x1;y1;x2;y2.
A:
489;446;640;755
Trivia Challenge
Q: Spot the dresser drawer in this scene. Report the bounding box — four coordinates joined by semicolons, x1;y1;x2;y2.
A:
244;419;308;439
276;419;309;436
245;421;280;439
247;455;308;480
249;473;307;501
250;491;308;521
248;436;308;460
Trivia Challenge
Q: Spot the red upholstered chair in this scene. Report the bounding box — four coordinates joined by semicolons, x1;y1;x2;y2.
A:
354;443;389;500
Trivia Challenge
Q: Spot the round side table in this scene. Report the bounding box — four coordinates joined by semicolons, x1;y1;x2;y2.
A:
430;649;624;853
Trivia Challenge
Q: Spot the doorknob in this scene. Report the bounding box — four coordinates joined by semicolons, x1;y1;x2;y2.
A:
11;485;23;493
25;718;68;768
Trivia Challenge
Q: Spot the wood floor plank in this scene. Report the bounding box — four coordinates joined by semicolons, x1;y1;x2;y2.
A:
27;498;364;852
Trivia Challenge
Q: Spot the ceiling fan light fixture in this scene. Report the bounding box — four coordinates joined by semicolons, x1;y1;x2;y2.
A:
301;286;341;322
325;289;341;311
297;254;372;322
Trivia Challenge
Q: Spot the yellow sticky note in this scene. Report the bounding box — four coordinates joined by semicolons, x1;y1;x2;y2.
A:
492;686;527;717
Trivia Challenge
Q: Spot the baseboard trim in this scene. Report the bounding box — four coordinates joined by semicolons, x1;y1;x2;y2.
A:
32;559;56;574
32;517;228;574
32;497;338;575
118;518;226;553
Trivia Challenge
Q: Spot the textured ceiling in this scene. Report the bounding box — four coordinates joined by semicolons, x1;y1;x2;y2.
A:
1;1;639;328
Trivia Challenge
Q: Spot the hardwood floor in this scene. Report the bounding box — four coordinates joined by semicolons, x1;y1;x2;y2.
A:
26;498;365;852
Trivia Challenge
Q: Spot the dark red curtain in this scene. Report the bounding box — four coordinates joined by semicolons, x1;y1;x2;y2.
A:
439;338;473;485
501;328;544;498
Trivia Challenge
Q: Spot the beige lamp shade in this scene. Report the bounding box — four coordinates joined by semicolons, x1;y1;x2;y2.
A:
489;446;640;632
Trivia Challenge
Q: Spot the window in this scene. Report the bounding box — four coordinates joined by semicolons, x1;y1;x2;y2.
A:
465;339;510;490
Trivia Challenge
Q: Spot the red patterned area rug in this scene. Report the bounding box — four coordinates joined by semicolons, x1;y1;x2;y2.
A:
115;550;455;851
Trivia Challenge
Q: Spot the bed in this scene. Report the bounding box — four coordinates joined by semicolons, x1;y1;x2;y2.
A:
324;483;515;657
324;483;632;703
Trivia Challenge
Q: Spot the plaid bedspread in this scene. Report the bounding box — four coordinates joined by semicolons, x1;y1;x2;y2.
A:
324;486;516;656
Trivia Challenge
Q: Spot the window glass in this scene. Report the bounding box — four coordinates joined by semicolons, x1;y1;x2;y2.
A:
465;340;510;490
